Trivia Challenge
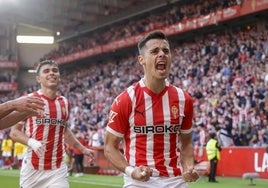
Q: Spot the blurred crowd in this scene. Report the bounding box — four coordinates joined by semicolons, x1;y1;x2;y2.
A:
0;0;267;169
12;24;267;150
42;0;242;60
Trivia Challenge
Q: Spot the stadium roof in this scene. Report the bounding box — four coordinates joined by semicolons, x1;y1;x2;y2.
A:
0;0;182;42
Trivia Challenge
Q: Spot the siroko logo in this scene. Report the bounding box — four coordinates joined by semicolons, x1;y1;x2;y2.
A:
133;124;181;134
35;118;67;127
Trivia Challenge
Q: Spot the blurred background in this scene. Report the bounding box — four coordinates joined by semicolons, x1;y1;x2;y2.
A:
0;0;267;179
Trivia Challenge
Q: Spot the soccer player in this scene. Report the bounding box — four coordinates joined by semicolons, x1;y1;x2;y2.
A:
104;30;199;187
0;95;45;130
10;60;95;188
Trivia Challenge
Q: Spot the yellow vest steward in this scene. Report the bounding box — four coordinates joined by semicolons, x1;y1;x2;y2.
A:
1;139;13;153
14;142;26;157
206;139;220;160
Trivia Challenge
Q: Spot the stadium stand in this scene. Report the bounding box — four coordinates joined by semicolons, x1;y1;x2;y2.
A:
0;0;267;176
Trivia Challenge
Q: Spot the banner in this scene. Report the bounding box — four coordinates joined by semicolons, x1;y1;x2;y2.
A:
0;61;19;69
0;82;18;91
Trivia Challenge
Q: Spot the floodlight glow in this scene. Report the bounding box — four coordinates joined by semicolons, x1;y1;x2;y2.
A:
28;69;37;73
16;35;54;44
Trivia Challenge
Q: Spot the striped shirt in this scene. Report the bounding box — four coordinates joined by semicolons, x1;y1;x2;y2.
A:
21;90;70;170
107;79;193;177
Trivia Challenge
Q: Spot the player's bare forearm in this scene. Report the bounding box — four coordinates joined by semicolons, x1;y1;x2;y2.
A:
64;129;85;151
180;133;200;182
64;129;94;161
180;133;195;172
0;111;29;130
181;145;195;171
10;124;29;145
0;101;14;119
104;131;129;173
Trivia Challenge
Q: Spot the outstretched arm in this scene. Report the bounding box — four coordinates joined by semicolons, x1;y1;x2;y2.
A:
0;111;30;130
64;128;95;161
0;96;44;130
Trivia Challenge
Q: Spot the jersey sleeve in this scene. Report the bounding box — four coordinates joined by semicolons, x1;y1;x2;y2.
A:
180;91;193;134
106;90;131;138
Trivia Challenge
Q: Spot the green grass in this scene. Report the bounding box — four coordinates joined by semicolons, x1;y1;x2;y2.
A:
191;176;267;188
0;169;267;188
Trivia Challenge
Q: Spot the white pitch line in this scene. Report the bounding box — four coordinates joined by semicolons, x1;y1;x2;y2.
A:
69;179;122;187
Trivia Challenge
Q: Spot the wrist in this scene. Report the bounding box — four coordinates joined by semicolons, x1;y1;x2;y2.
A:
27;138;34;146
27;138;42;151
125;166;135;177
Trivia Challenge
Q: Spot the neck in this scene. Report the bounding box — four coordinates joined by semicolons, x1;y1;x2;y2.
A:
143;77;166;94
41;88;57;99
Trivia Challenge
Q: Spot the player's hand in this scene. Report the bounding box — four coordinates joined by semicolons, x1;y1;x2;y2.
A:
13;96;45;115
131;166;152;182
82;147;95;162
27;138;47;157
182;168;199;182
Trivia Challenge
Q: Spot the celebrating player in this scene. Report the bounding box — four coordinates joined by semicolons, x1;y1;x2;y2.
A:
104;30;199;187
10;60;95;188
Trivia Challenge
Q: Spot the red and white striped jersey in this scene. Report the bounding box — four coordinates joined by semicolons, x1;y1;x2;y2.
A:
107;79;193;177
20;90;70;170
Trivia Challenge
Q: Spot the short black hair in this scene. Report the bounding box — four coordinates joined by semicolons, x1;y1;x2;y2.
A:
138;30;168;54
36;59;59;75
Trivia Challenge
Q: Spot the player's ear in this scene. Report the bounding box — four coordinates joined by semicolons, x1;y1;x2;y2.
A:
138;55;145;65
36;75;41;83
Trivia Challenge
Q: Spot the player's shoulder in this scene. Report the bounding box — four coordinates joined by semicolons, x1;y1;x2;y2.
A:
116;82;139;99
58;95;68;100
113;88;131;106
170;84;192;99
57;95;70;103
111;82;140;108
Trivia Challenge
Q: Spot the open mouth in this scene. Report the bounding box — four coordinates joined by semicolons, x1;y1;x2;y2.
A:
156;61;168;75
156;63;166;70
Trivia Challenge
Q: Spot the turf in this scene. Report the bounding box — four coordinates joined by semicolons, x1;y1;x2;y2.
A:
0;169;267;188
191;176;267;188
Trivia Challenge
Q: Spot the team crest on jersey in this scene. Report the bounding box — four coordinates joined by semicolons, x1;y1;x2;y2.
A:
108;110;118;123
171;105;179;119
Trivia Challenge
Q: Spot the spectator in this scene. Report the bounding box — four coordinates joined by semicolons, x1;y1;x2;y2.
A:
1;134;13;169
